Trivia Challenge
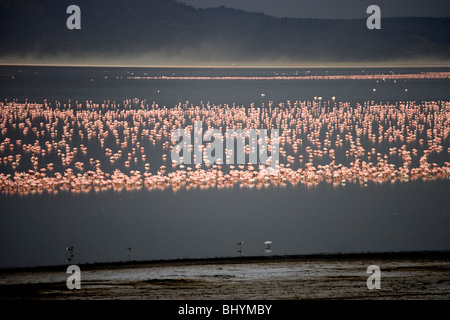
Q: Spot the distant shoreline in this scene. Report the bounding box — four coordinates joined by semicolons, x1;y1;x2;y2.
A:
1;63;450;69
2;250;449;274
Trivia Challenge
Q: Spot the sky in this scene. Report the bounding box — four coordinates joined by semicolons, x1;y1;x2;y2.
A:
177;0;450;19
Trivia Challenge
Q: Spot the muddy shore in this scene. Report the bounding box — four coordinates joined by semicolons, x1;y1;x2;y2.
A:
1;251;449;300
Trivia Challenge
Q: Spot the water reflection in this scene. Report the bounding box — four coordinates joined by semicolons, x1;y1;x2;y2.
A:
0;66;449;268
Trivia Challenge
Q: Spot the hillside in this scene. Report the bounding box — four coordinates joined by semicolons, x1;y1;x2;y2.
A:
1;0;449;65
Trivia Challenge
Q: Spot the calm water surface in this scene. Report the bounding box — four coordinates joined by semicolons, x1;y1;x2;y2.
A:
0;66;449;268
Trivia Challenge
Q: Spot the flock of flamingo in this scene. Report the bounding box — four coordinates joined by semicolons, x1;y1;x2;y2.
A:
127;72;450;81
0;97;449;196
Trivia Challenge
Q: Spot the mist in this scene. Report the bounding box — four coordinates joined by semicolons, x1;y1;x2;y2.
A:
1;0;449;67
1;51;449;68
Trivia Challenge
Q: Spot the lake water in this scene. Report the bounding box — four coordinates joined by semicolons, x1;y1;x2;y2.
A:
0;66;449;268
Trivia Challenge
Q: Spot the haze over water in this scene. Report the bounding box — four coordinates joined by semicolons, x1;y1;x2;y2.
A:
0;66;449;268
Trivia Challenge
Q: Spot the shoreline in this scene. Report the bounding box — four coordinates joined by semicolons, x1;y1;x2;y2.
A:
2;250;449;274
1;63;450;69
1;250;450;300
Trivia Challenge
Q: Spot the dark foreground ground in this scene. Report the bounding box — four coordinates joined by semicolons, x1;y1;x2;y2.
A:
1;252;449;300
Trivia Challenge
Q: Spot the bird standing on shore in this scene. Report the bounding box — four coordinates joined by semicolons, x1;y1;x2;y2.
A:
66;246;74;262
237;241;244;253
264;241;272;253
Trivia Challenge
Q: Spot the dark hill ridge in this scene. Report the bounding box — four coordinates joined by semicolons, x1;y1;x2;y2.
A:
1;0;449;65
